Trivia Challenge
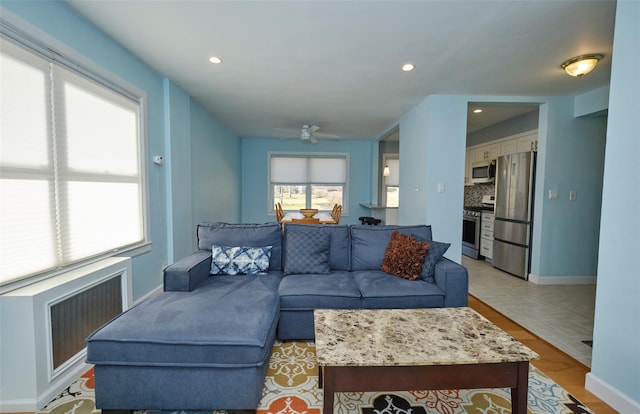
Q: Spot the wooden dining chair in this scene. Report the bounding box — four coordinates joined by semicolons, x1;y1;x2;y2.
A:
331;204;342;224
291;217;320;224
275;203;284;222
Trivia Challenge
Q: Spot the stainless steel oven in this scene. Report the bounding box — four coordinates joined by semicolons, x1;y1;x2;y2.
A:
462;210;481;259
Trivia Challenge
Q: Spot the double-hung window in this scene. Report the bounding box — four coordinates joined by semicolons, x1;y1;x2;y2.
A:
0;34;146;288
270;153;348;212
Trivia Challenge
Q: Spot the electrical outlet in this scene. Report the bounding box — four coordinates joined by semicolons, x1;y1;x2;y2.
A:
437;183;445;193
549;189;559;199
569;190;577;201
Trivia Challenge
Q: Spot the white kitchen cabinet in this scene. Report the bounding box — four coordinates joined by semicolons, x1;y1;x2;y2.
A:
500;139;517;156
480;211;495;260
517;133;538;152
472;144;499;162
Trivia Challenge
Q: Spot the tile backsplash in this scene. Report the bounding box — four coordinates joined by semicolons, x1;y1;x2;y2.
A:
464;183;495;206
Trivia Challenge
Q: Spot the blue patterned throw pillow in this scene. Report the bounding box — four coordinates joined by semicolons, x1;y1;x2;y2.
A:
210;245;272;275
420;240;451;283
283;230;331;275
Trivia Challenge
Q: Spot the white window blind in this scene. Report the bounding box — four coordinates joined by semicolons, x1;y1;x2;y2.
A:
385;159;400;186
271;156;347;184
0;37;145;286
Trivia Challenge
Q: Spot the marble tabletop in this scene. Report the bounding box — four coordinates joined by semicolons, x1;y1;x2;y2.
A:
314;307;539;367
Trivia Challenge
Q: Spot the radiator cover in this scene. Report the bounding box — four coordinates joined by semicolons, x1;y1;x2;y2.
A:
0;257;132;411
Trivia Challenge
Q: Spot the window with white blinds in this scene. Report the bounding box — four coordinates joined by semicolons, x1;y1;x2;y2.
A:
0;37;146;287
270;154;348;212
384;158;399;207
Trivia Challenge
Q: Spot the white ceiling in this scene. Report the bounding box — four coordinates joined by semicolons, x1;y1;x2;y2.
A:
66;0;615;140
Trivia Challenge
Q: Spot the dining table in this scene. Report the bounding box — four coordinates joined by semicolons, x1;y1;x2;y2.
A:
280;212;337;224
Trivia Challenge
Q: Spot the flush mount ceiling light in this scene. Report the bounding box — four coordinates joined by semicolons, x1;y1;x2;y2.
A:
208;56;223;64
561;54;603;77
473;109;483;114
401;63;415;72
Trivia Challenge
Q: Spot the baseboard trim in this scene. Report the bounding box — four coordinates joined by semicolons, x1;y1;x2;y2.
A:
585;372;640;413
134;284;163;305
528;273;596;285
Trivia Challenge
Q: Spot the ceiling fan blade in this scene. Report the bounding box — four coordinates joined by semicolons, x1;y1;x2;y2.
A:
310;135;318;144
314;132;340;139
308;125;320;134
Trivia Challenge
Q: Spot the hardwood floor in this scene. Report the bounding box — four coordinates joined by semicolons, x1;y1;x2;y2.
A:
469;295;617;413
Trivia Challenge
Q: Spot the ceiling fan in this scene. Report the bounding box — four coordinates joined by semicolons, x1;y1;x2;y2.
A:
298;124;339;144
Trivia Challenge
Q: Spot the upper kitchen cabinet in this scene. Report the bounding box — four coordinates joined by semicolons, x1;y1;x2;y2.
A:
464;143;500;185
500;131;538;155
465;130;538;185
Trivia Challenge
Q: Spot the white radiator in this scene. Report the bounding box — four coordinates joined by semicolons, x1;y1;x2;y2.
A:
0;257;132;412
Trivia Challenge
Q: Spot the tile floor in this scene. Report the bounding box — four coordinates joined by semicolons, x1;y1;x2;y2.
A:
462;256;595;367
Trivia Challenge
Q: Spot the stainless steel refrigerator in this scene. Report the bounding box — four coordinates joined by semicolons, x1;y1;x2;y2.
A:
493;151;535;279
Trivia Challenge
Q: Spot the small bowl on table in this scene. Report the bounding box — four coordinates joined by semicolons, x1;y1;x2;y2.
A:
299;208;318;218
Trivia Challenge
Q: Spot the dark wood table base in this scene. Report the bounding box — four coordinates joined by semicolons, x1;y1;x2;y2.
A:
320;361;529;414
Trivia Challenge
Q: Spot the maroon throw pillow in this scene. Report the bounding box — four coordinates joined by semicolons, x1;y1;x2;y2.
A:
381;231;429;281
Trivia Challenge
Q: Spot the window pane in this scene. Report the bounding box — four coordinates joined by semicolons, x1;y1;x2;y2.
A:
271;157;307;183
55;66;139;176
386;186;399;207
0;43;50;169
311;185;343;211
61;181;143;262
274;185;306;210
0;179;57;283
385;159;399;186
309;158;346;183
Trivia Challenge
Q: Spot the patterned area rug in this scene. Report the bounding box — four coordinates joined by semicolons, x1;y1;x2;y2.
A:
40;341;593;414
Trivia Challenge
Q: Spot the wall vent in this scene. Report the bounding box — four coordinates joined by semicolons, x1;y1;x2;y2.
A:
50;274;123;370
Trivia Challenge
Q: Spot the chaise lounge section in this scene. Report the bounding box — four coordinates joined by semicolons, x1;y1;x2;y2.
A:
86;222;468;411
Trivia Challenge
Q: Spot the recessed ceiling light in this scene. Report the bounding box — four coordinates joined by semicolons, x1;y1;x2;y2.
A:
473;109;483;114
208;56;223;64
401;63;415;72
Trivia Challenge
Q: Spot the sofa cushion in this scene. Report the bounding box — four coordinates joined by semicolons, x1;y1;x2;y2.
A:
381;231;428;281
87;274;281;368
352;270;445;308
278;271;361;309
351;225;433;271
197;222;283;270
420;240;451;283
210;245;272;275
283;224;350;270
283;229;331;275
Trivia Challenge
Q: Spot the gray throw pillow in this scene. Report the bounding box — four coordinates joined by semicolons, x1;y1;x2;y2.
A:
420;240;451;283
284;230;331;275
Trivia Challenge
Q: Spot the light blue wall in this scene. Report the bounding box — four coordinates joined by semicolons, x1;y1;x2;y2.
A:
398;96;467;260
531;97;606;278
164;80;192;263
588;0;640;409
190;102;242;237
2;0;241;300
467;109;539;147
241;138;373;224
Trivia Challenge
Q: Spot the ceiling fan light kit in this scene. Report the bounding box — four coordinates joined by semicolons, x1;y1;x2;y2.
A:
561;54;603;77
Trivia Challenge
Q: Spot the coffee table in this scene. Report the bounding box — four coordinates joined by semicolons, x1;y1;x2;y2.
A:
314;308;539;414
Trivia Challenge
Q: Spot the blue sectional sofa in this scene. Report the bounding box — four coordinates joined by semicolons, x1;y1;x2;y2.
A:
86;222;468;412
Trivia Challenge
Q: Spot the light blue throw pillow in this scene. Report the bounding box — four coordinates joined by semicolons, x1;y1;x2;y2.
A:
420;240;451;283
210;245;272;275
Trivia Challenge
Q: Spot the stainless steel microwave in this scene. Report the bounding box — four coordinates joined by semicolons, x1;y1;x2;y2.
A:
471;160;496;184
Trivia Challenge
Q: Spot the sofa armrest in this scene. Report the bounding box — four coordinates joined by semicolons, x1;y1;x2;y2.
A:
433;258;469;307
163;251;212;292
